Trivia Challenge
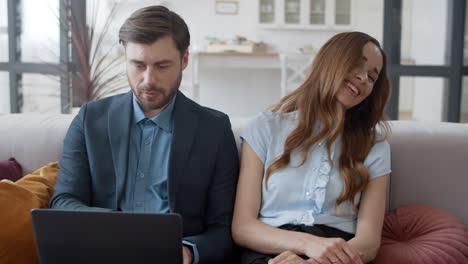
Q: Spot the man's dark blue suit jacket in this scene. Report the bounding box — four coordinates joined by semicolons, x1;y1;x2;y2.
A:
50;91;240;263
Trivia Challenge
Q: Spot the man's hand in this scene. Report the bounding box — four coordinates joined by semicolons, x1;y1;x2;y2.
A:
182;245;193;264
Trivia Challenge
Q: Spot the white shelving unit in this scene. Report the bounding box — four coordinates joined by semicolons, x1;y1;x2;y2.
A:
258;0;354;30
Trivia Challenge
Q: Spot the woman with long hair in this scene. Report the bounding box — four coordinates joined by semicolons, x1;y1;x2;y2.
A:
232;32;391;264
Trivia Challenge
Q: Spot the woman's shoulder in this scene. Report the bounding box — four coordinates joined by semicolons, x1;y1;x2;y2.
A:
365;136;391;165
243;111;299;140
363;134;392;179
371;138;390;152
249;110;299;126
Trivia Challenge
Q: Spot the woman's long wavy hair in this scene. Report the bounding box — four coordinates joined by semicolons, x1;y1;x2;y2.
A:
266;32;391;213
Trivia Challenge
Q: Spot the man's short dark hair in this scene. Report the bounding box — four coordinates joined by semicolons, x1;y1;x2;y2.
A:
119;5;190;55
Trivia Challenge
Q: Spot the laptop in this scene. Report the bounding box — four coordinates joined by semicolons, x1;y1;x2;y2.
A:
31;209;182;264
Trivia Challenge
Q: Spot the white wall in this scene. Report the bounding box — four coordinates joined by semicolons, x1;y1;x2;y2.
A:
353;0;384;43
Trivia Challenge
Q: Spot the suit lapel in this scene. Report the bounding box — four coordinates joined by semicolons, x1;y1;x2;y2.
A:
169;91;199;211
108;91;133;209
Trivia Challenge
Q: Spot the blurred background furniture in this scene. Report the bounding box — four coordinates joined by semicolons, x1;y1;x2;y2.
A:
279;52;315;97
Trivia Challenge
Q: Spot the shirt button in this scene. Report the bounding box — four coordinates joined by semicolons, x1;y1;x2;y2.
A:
136;201;142;207
139;172;144;179
306;191;311;196
145;139;150;145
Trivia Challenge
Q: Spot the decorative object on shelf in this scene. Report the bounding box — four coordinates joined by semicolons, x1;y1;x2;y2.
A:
205;35;268;53
297;44;315;54
215;0;238;15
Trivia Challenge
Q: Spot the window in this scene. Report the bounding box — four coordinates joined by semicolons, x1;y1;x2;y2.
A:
464;0;468;66
22;74;61;113
462;77;468;122
384;0;467;122
0;0;68;114
260;0;275;23
285;0;301;24
20;0;60;63
309;0;325;24
0;0;8;62
398;76;448;121
335;0;350;25
0;72;9;113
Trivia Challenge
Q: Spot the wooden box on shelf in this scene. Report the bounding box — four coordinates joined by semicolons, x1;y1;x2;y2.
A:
205;43;267;53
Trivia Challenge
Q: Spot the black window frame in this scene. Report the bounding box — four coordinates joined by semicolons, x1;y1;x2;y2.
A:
0;0;86;114
383;0;467;122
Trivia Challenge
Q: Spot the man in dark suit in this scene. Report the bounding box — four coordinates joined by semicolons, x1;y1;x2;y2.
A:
50;6;239;264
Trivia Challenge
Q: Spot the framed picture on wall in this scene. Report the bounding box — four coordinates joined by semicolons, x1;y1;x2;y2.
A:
215;1;238;15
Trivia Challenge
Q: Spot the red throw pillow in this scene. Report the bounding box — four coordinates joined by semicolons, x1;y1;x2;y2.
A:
0;158;23;181
375;204;468;264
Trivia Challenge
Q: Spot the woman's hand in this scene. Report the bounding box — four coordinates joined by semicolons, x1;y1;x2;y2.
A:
300;235;364;264
268;251;309;264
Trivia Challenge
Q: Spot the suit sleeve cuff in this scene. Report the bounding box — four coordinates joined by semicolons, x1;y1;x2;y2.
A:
182;240;199;264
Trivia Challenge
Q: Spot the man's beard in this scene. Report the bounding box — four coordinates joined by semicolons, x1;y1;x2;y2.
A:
128;71;182;112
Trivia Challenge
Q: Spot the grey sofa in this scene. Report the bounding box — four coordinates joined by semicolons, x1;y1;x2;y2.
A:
1;113;467;223
1;113;467;262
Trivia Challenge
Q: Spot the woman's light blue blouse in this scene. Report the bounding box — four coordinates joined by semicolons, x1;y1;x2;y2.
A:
241;111;391;234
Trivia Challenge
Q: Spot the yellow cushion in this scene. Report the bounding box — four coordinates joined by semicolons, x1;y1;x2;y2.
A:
0;162;58;264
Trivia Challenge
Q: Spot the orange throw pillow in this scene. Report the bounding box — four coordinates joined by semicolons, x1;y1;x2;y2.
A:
0;162;59;264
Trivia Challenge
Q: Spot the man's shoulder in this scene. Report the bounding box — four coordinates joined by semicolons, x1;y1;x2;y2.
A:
194;106;230;133
85;92;130;110
197;105;228;121
180;94;229;124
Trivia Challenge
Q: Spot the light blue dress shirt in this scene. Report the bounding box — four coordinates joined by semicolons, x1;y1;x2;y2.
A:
241;111;391;234
120;94;199;263
121;95;175;213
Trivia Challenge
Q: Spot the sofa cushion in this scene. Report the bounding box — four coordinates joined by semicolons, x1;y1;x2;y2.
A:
388;121;468;224
375;204;468;264
0;162;59;264
0;114;74;175
0;158;23;181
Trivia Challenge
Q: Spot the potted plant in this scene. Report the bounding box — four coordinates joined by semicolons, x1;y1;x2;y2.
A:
60;1;127;113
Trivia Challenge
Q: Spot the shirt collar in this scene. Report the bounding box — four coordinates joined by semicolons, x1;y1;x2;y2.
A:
132;93;176;132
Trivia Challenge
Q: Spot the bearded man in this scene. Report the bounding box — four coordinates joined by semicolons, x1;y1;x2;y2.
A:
50;6;240;264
